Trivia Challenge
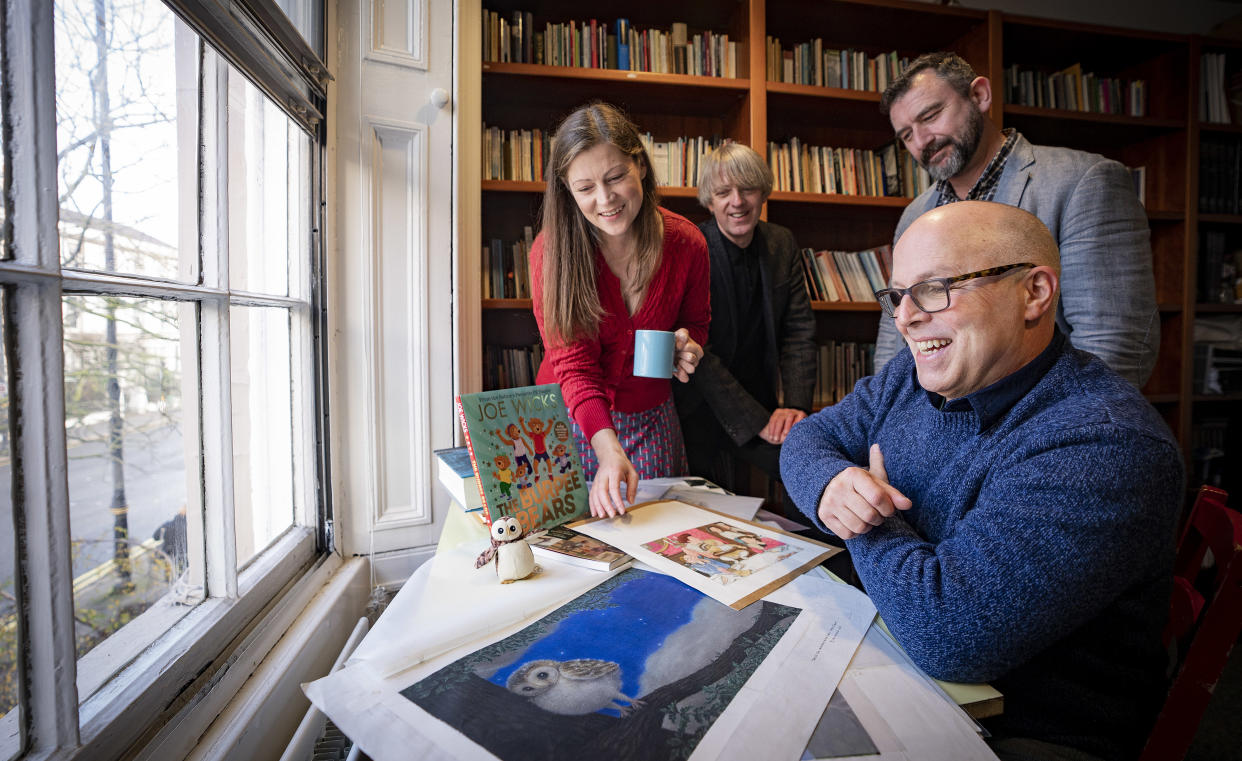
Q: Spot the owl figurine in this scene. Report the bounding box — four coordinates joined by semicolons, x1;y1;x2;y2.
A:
506;658;644;716
474;516;535;583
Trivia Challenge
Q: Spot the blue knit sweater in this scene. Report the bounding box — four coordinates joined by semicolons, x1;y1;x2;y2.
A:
781;340;1183;761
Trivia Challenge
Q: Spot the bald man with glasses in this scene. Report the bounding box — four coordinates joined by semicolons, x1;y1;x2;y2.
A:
781;201;1182;761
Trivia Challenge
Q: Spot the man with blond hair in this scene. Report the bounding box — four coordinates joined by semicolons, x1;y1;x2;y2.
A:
782;201;1181;761
677;142;816;490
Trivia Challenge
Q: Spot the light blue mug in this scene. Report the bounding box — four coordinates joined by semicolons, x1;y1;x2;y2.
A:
633;329;676;378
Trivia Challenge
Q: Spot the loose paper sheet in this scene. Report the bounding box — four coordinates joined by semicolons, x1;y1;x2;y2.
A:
660;485;764;521
573;500;838;609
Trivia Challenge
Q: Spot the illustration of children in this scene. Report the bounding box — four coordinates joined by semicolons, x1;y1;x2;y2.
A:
692;537;753;566
520;416;556;477
515;462;534;492
705;523;771;554
552;443;573;474
492;454;514;498
496;423;533;476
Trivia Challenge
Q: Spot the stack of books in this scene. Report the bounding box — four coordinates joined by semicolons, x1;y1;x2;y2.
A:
435;446;484;517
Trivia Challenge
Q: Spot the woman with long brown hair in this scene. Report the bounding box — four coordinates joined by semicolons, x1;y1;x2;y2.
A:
531;102;708;517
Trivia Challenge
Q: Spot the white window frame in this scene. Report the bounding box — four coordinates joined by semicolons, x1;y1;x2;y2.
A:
0;0;332;758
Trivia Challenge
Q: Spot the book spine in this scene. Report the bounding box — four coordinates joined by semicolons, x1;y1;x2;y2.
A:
616;18;630;70
455;396;493;525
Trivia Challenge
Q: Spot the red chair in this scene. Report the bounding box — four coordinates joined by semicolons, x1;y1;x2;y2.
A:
1140;485;1241;761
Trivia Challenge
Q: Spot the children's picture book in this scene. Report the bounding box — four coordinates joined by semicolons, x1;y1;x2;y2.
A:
400;568;801;760
572;500;839;609
456;383;590;532
526;525;633;571
434;446;483;512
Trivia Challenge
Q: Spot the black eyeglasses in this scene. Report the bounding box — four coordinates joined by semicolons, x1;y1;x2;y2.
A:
874;263;1037;318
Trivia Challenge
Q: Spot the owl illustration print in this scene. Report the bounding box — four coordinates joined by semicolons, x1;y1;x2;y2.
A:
506;658;644;715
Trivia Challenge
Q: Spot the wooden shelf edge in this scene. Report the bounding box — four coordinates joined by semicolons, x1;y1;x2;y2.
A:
1195;303;1242;313
482;62;749;90
482;298;533;310
811;301;880;311
482;180;702;198
1199;121;1242;134
768;191;910;208
1199;213;1242;225
1002;104;1184;129
1145;210;1184;222
766;81;882;102
1193;393;1242;403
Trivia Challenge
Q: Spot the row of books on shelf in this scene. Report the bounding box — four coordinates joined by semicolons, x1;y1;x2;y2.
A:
1200;53;1241;125
769;139;929;198
484;342;544;391
482;227;534;299
482;11;738;78
1198;230;1242;304
640;134;723;188
814;341;875;408
772;140;917;198
482;125;723;189
765;40;907;92
799;245;891;303
482;125;548;182
1003;63;1147;116
1200;137;1242;215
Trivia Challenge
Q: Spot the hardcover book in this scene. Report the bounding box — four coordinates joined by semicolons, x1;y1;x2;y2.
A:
455;383;590;532
527;525;632;571
433;446;483;512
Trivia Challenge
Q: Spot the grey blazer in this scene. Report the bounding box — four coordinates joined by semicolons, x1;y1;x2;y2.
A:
676;219;817;445
874;134;1159;389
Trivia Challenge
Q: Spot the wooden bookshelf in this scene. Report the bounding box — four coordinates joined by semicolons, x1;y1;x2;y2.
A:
463;0;1225;462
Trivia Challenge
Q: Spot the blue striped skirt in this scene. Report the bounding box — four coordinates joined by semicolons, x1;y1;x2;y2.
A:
570;396;688;481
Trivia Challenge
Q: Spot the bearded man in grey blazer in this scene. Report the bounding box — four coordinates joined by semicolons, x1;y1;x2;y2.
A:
873;52;1159;389
675;143;817;491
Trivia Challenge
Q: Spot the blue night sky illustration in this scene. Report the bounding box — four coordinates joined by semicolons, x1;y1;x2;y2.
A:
488;571;709;711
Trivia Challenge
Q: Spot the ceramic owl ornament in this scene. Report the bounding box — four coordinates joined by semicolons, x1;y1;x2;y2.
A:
474;516;536;583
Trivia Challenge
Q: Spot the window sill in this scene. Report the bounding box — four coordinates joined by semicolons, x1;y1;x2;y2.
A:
0;528;320;761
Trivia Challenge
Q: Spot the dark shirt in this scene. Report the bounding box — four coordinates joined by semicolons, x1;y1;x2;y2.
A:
930;327;1068;431
721;232;776;411
935;128;1018;206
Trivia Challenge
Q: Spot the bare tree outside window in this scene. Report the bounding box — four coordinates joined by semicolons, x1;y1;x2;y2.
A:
52;0;196;667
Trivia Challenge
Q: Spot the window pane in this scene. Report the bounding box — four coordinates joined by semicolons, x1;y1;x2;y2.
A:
0;290;23;756
63;295;195;668
55;0;197;282
274;0;324;59
230;306;295;568
1;21;8;263
227;68;310;298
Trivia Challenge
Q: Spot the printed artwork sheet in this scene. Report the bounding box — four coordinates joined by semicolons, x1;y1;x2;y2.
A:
303;567;876;761
573;500;838;608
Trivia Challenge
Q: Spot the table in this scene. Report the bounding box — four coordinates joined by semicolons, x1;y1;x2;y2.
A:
308;502;1001;760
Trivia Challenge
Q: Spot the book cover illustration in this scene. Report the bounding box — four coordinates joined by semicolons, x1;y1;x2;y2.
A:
527;525;631;570
400;568;799;760
640;521;795;585
456;383;589;532
573;500;839;609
